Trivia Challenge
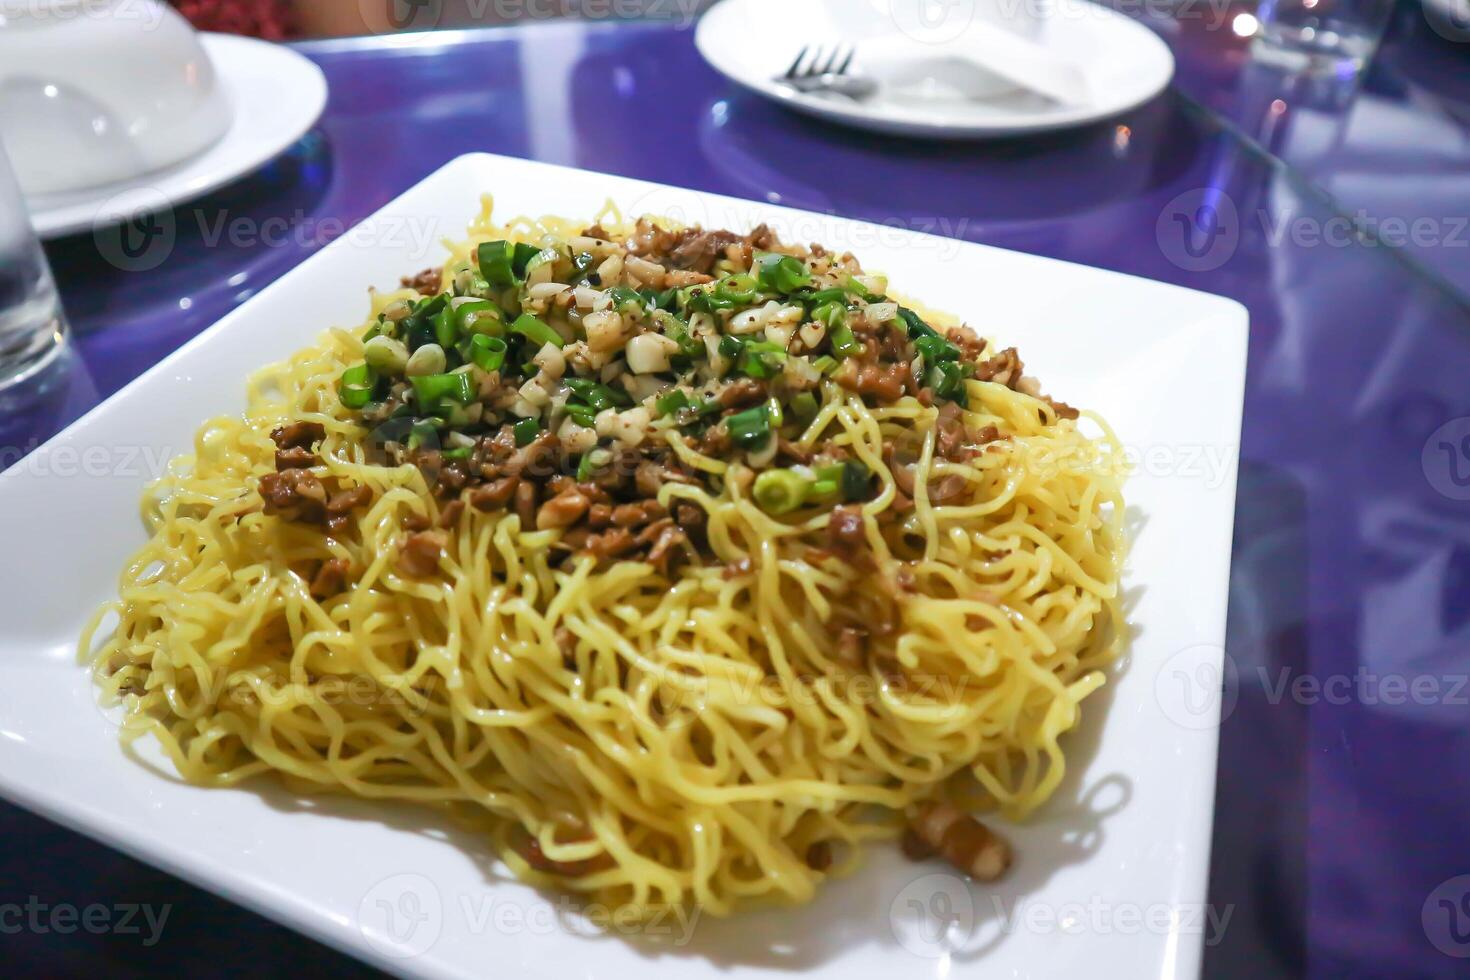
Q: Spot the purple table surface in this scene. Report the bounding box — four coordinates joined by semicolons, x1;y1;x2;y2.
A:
5;13;1470;980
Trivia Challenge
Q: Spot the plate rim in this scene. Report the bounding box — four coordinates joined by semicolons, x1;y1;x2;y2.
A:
0;151;1247;980
25;33;327;239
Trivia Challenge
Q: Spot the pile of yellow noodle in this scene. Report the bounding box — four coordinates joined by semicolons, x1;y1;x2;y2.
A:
83;201;1127;918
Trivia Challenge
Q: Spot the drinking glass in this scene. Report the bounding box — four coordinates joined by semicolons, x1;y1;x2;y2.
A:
1252;0;1394;75
0;141;67;391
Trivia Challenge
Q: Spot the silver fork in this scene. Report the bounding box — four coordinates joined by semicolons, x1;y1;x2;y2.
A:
776;44;877;101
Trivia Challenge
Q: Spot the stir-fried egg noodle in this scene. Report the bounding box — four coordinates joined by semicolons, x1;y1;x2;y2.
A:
84;198;1126;918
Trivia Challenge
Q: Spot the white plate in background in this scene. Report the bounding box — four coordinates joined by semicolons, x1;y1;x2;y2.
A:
24;34;326;240
695;0;1175;138
0;152;1244;979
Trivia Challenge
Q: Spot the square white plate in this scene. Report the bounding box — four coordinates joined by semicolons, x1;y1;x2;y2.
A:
0;153;1247;980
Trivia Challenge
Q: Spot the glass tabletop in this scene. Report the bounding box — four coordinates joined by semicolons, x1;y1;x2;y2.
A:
4;13;1469;980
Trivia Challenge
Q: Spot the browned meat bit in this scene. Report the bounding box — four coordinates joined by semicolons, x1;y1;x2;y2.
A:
673;501;706;534
698;424;731;457
259;469;327;521
836;360;908;403
716;378;768;409
401;510;432;532
900;827;935;861
633;459;687;499
664;269;715;287
537;488;590;530
645;523;688;573
835;625;866;664
555;626;577;669
585;527;637;560
946;325;987;362
270;421;324;451
469;476;519;512
438;498;465;528
612;500;666;528
504;431;561;480
669;228;743;273
1043;396;1080;421
905;801;1012;881
627;218;680;257
927;474;970;505
401;267;442;295
274;446;316;470
827;505;867;554
586;502;612;529
777;437;812;465
398;530;447;577
515;480;538;528
805;841;833;872
582;223;608;240
722;556;752;579
745;223;777;251
327;484;372;514
974;347;1023;387
309;558;350;598
510;826;612;877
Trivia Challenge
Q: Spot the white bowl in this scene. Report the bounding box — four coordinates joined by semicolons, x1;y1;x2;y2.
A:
0;0;231;196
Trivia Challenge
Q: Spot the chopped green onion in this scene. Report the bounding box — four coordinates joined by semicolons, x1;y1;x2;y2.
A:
576;452;599;482
513;243;543;278
718;335;745;360
478;241;517;289
752;468;809;515
841;461;872;501
338;363;378;410
433;304;459;348
512;417;540;446
811;355;840;375
606;286;647;315
411;372;475;408
925;361;970;407
655;311;703;358
362;321;381;342
726;403;773;450
442;447;474;462
566;404;597;428
898;306;939;340
468;334;507;372
765;396;784;428
454;298;499;334
812;301;846;330
714;273;759;306
406;419;438;451
790;391;819;422
754;252;811;294
829;322;863;359
565;377;632;411
655;389;691;417
914;333;960;365
737;340;786;380
510;313;565;349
